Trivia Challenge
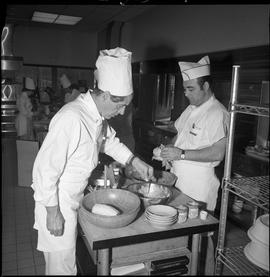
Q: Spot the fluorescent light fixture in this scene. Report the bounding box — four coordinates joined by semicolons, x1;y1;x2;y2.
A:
32;11;82;25
55;15;82;25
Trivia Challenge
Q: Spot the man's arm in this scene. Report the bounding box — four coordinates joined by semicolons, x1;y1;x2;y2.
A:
161;137;227;163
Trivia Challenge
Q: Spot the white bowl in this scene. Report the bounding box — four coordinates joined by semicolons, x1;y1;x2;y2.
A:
244;241;269;271
247;214;269;246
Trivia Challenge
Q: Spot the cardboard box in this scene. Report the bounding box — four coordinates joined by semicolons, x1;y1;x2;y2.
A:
16;140;39;187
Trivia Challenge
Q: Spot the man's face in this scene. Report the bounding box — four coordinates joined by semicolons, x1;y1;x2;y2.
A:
101;93;133;119
183;79;208;106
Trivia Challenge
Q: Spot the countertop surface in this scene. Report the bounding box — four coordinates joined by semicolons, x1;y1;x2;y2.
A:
78;185;219;250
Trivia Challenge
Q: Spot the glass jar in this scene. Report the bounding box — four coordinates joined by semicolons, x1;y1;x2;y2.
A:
187;201;199;219
177;204;188;223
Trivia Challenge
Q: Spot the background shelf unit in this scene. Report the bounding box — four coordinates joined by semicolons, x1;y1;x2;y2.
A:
215;65;269;276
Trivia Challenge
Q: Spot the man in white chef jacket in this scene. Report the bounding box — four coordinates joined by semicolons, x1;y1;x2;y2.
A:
31;47;154;275
154;56;229;275
60;74;81;104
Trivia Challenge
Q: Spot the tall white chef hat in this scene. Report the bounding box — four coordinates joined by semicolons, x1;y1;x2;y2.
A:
25;77;35;90
178;56;210;81
94;47;133;97
60;74;71;89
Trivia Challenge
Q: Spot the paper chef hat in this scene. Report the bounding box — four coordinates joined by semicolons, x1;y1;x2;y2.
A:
94;47;133;97
178;56;210;81
60;74;71;89
25;77;35;90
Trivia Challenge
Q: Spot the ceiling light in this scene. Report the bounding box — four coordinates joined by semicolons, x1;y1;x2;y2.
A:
32;11;82;25
32;11;58;23
54;15;82;25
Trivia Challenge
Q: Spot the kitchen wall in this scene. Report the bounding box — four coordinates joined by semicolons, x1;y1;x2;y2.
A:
121;4;269;62
13;25;97;67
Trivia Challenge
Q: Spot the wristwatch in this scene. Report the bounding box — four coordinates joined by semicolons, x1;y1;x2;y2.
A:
180;149;186;160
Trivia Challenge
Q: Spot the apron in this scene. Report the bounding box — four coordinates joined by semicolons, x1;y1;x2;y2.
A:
171;161;219;211
34;119;106;252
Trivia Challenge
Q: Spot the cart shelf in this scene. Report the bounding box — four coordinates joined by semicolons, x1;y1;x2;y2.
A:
224;176;269;212
216;246;268;276
232;104;269;117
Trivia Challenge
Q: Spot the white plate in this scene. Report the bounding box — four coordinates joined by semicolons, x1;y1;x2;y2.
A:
147;219;177;228
145;210;177;220
244;242;269;271
146;205;178;217
145;216;177;224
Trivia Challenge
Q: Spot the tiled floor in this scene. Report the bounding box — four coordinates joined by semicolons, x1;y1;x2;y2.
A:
1;137;251;276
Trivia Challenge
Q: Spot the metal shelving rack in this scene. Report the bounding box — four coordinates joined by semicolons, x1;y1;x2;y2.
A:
214;65;269;276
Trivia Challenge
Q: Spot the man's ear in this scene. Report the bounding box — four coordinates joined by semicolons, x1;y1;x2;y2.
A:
102;91;110;101
203;81;210;91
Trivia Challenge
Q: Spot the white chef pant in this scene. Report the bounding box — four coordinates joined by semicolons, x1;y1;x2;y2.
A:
43;247;77;275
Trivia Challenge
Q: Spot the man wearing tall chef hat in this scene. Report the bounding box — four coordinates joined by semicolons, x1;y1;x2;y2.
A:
15;77;35;139
60;73;81;103
153;56;229;275
31;47;154;275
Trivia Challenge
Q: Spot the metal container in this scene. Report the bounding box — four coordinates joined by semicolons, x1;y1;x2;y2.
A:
126;182;172;208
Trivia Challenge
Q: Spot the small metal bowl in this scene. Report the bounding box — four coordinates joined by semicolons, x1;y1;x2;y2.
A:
126;182;172;208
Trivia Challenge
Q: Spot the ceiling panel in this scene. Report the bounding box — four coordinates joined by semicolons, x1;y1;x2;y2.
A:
3;4;155;33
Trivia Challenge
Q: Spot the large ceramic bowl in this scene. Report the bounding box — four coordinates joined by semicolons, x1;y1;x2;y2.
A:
244;240;269;271
247;214;269;246
126;182;172;208
81;189;141;228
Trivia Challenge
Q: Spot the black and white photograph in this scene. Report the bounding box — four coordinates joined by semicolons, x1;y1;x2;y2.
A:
1;2;269;276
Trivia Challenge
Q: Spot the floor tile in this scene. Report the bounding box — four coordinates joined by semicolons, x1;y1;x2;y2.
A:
35;264;45;275
2;260;18;272
17;266;36;275
17;257;35;269
2;244;17;253
2;252;17;263
17;250;33;261
1;269;18;275
33;255;46;266
16;242;33;252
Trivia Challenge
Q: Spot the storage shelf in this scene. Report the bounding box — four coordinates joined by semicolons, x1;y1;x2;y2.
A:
224;176;269;212
216;246;268;275
232;104;269;117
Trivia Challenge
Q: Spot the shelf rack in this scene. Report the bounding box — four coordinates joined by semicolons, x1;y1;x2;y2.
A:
214;65;269;276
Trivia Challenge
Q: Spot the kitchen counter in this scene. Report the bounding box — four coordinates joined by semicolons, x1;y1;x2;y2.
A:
78;185;219;275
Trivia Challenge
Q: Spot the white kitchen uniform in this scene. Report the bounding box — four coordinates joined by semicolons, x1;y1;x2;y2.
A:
171;96;229;211
31;90;133;253
15;91;33;138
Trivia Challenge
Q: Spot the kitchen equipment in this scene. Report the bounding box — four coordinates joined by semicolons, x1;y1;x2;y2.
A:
124;166;177;187
81;189;141;228
135;73;175;124
247;214;269;246
126;182;172;208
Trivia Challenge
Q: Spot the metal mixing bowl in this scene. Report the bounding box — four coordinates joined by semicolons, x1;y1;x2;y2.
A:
126;182;172;208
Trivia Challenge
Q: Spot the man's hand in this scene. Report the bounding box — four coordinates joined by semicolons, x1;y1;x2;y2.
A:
161;145;182;161
46;206;65;237
131;157;154;182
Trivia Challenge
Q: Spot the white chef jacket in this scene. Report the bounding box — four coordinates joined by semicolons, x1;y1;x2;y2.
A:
15;91;33;137
171;95;229;211
31;90;133;252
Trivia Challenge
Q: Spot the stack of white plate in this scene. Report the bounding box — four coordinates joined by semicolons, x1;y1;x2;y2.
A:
145;205;178;228
244;214;269;271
